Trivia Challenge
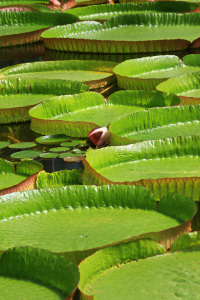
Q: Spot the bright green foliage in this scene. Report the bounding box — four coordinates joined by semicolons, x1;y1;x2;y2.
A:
0;185;195;261
82;135;200;201
113;54;200;90
29;90;180;137
36;169;82;188
9;142;36;149
109;104;200;144
0;246;79;299
11;150;43;159
0;159;42;190
42;13;200;53
68;2;199;21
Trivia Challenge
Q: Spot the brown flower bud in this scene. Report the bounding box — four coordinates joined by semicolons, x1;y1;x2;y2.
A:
88;127;111;148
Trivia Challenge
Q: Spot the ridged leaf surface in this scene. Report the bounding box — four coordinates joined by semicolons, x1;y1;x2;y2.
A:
0;78;88;124
29;90;180;137
0;185;196;262
82;136;200;201
42;13;200;53
157;71;200;105
0;246;79;299
0;60;116;90
0;11;77;47
109;104;200;145
113;54;200;90
79;237;200;300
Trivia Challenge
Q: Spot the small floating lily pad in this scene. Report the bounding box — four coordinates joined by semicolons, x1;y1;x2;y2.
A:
157;71;200;105
0;246;79;300
0;185;196;263
0;141;10;149
59;152;81;158
41;13;200;53
39;152;60;159
113;54;200;91
82;135;200;201
49;147;70;152
63;156;82;163
0;60;116;90
30;90;180;137
9;142;36;149
11;150;43;159
36;134;71;145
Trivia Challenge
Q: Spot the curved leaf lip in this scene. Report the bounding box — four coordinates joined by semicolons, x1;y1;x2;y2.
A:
41;13;200;53
82;135;200;201
0;246;80;299
113;54;200;91
0;60;117;90
0;185;196;259
0;11;78;47
0;4;41;11
0;159;43;196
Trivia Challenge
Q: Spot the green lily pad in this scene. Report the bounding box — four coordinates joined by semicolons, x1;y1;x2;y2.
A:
9;142;36;149
64;156;82;162
0;60;117;90
36;134;71;145
61;141;82;147
0;246;79;300
82;135;200;201
0;185;196;263
36;169;82;188
0;141;10;149
49;147;70;152
0;78;89;124
68;2;199;22
0;11;77;48
29;90;180;137
113;54;200;91
11;150;43;159
59;152;82;158
0;158;42;196
41;13;200;53
79;237;200;300
157;71;200;105
75;0;107;7
39;152;60;159
109;104;200;145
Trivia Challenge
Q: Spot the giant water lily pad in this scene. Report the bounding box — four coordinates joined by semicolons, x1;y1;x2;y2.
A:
82;135;200;201
0;185;196;263
41;13;200;53
0;60;116;90
68;2;199;22
29;90;180;137
113;54;200;91
36;169;82;188
109;104;200;145
157;71;200;105
0;11;77;47
0;0;49;5
0;246;79;299
0;159;42;196
0;78;88;124
79;236;200;300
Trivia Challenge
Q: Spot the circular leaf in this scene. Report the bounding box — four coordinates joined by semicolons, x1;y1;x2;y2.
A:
9;142;36;149
49;147;70;152
39;152;60;159
0;141;10;149
11;150;43;159
36;134;71;145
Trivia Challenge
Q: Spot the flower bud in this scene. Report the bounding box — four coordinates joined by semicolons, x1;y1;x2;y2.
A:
49;0;62;6
88;127;111;148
